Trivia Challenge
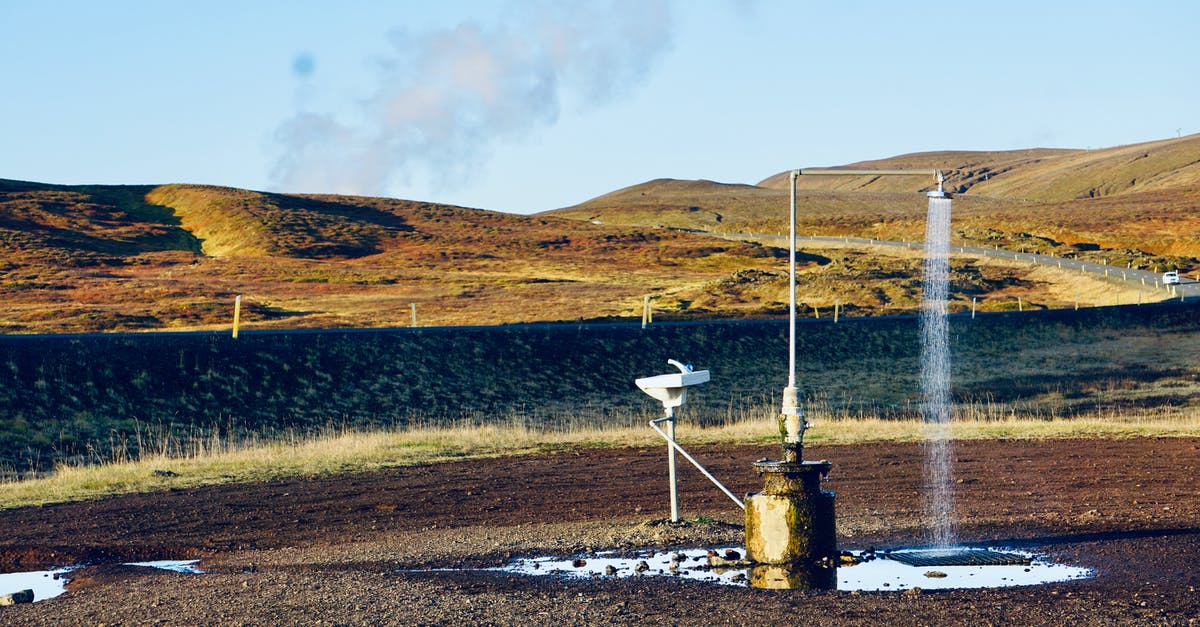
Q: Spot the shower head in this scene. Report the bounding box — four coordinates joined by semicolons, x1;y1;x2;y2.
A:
927;169;951;198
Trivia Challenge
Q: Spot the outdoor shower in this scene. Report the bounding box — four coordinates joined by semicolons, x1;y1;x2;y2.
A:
744;167;948;588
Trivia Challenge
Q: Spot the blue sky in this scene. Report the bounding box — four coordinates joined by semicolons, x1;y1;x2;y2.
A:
2;1;1197;214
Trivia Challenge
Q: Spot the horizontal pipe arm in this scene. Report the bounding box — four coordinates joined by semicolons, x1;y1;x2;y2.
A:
796;168;938;177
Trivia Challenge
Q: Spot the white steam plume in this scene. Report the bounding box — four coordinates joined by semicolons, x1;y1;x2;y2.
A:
271;1;673;199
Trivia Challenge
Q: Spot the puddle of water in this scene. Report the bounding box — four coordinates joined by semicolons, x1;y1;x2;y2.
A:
495;547;1092;591
0;568;73;603
123;560;204;574
0;559;202;604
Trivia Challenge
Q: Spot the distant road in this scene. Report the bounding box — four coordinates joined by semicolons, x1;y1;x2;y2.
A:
708;231;1200;303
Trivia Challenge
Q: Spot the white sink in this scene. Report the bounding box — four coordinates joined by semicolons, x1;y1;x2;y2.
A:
635;359;710;413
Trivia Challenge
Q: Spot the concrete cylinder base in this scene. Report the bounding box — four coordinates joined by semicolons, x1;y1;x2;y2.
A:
744;460;836;583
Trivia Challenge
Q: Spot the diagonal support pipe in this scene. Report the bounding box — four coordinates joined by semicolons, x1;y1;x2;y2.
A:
649;417;746;511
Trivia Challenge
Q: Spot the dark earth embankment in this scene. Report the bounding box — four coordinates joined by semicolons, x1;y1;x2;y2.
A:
2;302;1198;471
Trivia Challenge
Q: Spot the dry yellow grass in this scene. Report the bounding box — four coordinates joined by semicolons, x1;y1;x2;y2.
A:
3;407;1197;510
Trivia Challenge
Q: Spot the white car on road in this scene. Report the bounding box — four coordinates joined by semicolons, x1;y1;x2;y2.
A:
1162;271;1181;285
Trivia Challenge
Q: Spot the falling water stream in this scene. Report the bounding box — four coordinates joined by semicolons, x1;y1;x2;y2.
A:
921;193;956;547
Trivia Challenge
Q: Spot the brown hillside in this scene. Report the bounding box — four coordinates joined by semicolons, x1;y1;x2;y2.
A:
757;133;1200;200
548;135;1200;263
6;129;1198;336
0;180;807;333
966;134;1200;200
757;148;1077;194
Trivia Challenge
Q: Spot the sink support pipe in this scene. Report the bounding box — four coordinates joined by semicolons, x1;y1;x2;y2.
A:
649;416;747;518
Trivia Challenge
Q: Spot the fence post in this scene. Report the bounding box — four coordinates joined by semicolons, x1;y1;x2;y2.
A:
971;297;976;319
834;300;840;323
232;295;242;339
411;303;418;327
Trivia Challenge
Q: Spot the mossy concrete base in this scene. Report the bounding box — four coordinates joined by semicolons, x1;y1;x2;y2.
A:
745;460;836;577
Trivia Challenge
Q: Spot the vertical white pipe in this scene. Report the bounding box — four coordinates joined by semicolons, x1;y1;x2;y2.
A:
788;170;797;390
411;303;417;327
781;170;801;452
667;416;678;522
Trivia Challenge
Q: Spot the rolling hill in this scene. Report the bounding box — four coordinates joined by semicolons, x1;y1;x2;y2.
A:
549;134;1200;262
2;134;1196;334
0;180;802;333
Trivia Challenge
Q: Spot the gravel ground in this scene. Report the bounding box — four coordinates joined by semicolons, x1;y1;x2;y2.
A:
2;438;1199;625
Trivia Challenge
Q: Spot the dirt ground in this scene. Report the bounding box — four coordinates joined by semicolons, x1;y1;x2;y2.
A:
1;437;1198;625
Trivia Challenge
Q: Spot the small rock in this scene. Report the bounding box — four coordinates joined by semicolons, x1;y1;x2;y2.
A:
153;469;179;477
925;571;948;578
723;549;741;560
903;587;923;596
605;565;617;576
572;559;587;568
634;560;650;573
0;589;34;606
